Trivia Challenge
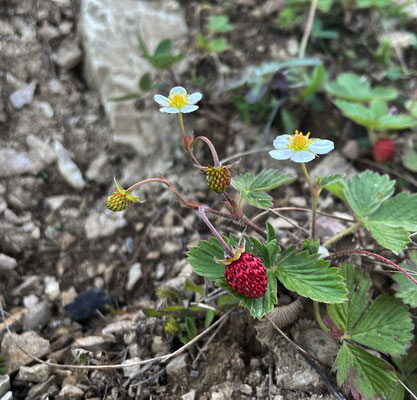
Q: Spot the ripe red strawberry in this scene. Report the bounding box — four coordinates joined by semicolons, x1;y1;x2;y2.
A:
373;138;395;163
205;166;232;193
224;252;267;298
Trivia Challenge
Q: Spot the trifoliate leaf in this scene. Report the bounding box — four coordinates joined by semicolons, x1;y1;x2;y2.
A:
326;73;397;103
350;294;413;355
365;221;410;253
344;170;395;220
334;99;375;127
315;174;345;189
187;234;239;280
276;248;347;303
333;343;398;400
241;191;273;209
207;15;233;33
327;264;372;333
393;272;417;308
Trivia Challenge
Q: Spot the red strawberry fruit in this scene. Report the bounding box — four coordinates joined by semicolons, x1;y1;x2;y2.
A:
373;138;395;163
224;252;267;298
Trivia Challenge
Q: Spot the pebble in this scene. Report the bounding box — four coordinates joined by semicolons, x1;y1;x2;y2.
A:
0;149;32;177
181;390;196;400
57;384;84;400
155;263;165;279
126;263;142;291
85;153;109;183
26;376;58;400
166;353;188;379
55;41;82;70
44;276;60;301
102;320;135;336
161;240;182;255
9;82;36;109
0;392;12;400
0;254;17;272
38;22;60;41
53;140;85;190
17;364;51;383
121;357;142;379
23;301;51;331
151;336;170;356
84;211;126;239
26;134;56;166
74;336;106;351
0;331;51;374
11;276;41;297
0;375;10;397
34;101;54;118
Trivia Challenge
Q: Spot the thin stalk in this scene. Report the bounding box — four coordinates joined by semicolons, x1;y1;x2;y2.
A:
325;249;417;286
299;0;318;58
199;206;234;257
313;301;329;333
127;178;167;192
322;222;362;248
368;128;377;144
191;136;220;167
178;112;187;144
301;162;317;238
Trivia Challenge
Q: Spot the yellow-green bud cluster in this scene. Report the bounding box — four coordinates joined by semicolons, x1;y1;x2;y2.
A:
163;316;181;337
106;190;133;212
205;166;231;193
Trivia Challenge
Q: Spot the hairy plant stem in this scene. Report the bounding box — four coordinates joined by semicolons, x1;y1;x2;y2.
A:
322;222;363;248
301;162;318;238
325;249;417;286
190;136;221;167
313;301;329;333
199;206;234;257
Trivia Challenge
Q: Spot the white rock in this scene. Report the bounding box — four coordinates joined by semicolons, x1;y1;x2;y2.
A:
44;276;60;301
181;390;196;400
121;357;142;378
53;140;85;190
74;336;106;351
9;82;36;109
55;41;82;69
26;135;56;168
166;353;187;379
0;375;10;398
85;153;108;182
84;210;127;239
17;364;51;383
0;149;32;177
126;262;142;291
57;385;84;400
34;101;54;118
0;254;17;272
0;392;12;400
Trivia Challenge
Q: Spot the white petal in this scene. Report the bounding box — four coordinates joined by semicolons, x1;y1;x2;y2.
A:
170;86;187;96
154;95;169;106
269;149;294;160
159;107;180;114
309;139;334;154
273;135;292;149
180;105;198;113
187;92;202;104
291;151;315;163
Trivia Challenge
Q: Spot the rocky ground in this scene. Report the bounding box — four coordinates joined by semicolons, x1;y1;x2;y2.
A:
0;0;415;399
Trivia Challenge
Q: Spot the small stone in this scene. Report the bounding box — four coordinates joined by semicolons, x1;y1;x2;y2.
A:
161;241;182;255
26;135;56;166
102;320;135;336
74;336;106;351
211;392;225;400
12;276;42;297
53;140;85;190
289;196;307;207
240;384;252;395
0;375;10;397
44;276;60;301
126;263;142;291
181;390;196;400
26;376;58;400
1;331;51;374
151;336;169;356
23;301;51;331
9;82;36;109
0;254;17;272
0;392;12;400
45;195;69;211
59;21;73;35
85;153;109;183
35;101;54;118
23;294;39;309
121;357;142;378
56;41;82;70
47;79;65;95
166;353;188;379
268;217;294;230
17;364;51;383
38;22;60;41
0;149;32;177
155;263;165;279
57;384;84;400
84;211;126;239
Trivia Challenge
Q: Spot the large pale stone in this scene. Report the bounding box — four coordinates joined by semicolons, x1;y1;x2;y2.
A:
79;0;188;160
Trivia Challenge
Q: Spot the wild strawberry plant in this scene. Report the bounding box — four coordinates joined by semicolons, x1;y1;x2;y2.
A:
106;86;416;399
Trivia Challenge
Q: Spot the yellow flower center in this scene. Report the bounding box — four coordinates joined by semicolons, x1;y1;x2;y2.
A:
287;130;313;151
167;91;189;109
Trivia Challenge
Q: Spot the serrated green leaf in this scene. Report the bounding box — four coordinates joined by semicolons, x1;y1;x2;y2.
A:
301;239;320;255
185;317;197;339
315;174;345;189
231;172;255;191
151;53;185;69
276;250;347;303
370;86;398;101
344;170;395;220
187;235;239;280
377;114;417;130
301;65;326;98
249;170;294;191
266;240;280;267
350;294;413;355
241;191;273;209
327;264;372;332
365;221;410;253
207;15;233;33
246;236;270;267
403;146;417;172
367;192;417;232
334;99;377;128
370;99;389;119
333;343;398;400
154;38;172;55
208;38;230;53
393;272;417;308
323;180;347;202
139;72;152;92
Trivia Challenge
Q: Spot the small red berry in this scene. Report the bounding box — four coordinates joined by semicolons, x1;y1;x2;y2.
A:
373;138;395;163
224;252;267;298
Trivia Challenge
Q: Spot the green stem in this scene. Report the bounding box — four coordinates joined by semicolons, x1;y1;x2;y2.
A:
301;162;317;238
368;128;377;144
313;301;329;333
178;112;187;144
322;222;362;248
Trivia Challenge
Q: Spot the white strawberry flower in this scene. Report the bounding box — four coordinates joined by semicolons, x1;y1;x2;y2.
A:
154;86;202;114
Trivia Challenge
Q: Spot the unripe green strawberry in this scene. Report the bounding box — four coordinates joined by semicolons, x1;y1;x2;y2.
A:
373;138;395;163
106;178;139;212
205;166;231;193
224;252;267;298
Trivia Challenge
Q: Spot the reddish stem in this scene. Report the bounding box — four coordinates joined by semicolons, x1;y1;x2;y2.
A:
325;249;417;286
